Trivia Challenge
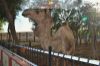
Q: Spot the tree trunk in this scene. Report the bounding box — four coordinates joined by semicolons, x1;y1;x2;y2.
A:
1;0;18;43
8;22;18;43
75;31;79;45
92;26;97;58
8;24;12;42
78;32;82;45
34;31;35;42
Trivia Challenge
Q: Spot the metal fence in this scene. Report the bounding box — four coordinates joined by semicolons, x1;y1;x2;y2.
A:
0;41;100;66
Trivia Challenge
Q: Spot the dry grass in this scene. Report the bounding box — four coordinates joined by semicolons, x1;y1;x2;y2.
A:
74;41;100;60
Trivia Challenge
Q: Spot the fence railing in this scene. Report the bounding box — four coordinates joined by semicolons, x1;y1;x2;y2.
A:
0;41;100;66
0;45;37;66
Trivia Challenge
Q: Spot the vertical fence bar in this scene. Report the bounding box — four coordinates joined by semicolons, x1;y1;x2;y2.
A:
49;46;52;66
36;49;38;65
71;56;75;66
19;33;21;42
29;41;31;47
0;33;2;41
26;32;28;42
0;33;1;40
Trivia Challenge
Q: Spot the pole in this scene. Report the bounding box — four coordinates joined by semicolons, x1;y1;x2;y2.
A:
49;46;52;66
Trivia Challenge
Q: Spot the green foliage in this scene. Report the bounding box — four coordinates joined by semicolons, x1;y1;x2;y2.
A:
0;0;28;33
82;16;88;22
51;9;62;31
0;0;28;21
52;8;84;32
51;2;92;38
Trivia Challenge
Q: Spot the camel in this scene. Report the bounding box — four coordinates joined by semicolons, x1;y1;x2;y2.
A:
22;9;75;55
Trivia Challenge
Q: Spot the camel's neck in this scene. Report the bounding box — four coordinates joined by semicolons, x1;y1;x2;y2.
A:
35;16;53;39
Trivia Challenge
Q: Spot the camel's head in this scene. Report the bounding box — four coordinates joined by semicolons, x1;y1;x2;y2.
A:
22;9;51;23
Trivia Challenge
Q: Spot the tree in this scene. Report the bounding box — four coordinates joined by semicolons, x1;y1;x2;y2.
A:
51;1;83;45
81;3;100;58
0;0;27;43
51;1;100;46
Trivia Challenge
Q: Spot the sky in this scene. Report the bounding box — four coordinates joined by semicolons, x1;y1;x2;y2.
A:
2;0;100;32
3;11;33;32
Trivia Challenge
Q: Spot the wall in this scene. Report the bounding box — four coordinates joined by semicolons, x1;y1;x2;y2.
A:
0;32;34;41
